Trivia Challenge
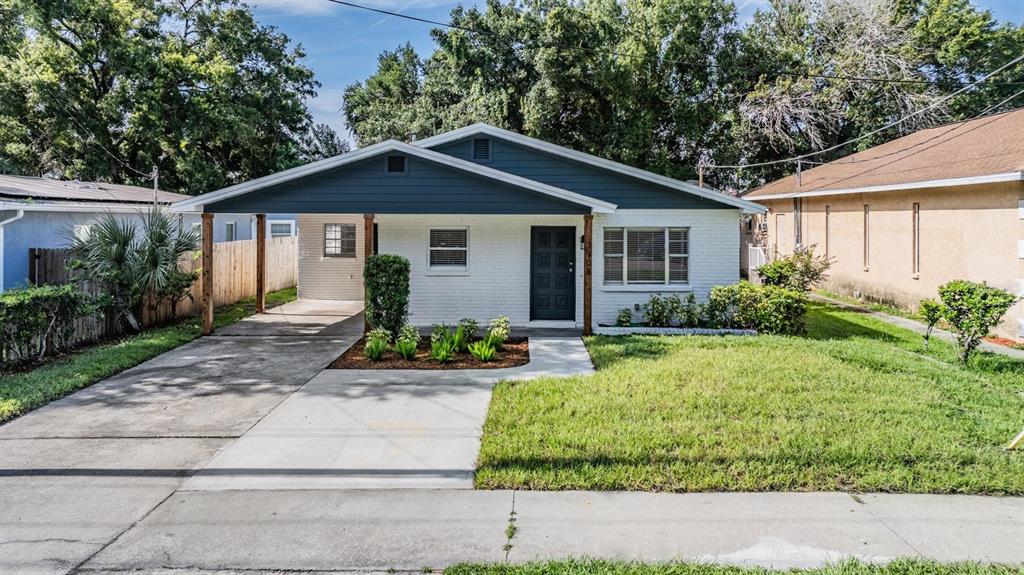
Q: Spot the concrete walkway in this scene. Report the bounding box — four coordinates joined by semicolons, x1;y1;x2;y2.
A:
814;294;1024;360
79;490;1024;572
183;337;595;490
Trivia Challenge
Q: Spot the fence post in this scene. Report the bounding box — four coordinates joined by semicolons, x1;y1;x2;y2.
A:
256;214;266;313
201;213;214;335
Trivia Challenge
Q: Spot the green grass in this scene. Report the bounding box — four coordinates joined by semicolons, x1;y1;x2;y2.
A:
476;302;1024;494
446;559;1022;575
0;287;296;423
814;289;917;320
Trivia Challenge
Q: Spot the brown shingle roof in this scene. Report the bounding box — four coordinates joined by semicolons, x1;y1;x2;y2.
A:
744;108;1024;199
0;174;191;204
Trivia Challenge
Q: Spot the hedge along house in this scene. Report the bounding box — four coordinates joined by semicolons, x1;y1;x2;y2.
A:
172;124;765;335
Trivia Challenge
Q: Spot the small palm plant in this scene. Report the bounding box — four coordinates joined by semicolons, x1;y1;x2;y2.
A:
69;207;199;332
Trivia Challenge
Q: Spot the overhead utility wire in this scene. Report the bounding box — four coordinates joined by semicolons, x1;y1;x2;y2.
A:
322;0;1024;88
705;52;1024;171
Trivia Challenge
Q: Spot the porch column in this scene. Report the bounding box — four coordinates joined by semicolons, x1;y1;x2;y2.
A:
255;213;266;313
363;213;374;334
201;212;214;335
583;213;593;336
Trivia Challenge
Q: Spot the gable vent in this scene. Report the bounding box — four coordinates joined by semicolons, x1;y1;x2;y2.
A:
387;155;406;173
471;138;491;162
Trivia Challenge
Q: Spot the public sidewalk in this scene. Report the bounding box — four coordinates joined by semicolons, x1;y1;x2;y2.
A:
77;489;1024;572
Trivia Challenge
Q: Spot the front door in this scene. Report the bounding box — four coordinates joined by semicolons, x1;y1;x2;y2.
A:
530;226;576;320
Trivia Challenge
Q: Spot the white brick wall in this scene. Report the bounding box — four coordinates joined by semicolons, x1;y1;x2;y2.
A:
297;214;365;300
376;214;584;326
592;209;741;325
296;209;743;327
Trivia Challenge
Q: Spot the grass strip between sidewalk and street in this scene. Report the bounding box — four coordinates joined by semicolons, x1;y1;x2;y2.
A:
477;302;1024;495
0;287;296;423
447;558;1021;575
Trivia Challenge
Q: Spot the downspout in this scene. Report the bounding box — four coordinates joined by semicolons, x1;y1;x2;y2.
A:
0;209;26;292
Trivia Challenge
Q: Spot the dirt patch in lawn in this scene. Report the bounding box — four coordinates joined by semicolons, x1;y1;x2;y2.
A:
329;337;530;370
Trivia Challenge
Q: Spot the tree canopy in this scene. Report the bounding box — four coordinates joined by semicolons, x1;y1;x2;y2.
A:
343;0;1024;189
0;0;349;195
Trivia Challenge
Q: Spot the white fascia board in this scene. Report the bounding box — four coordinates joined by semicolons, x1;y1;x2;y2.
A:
0;200;187;214
747;171;1024;201
172;139;616;214
415;123;767;214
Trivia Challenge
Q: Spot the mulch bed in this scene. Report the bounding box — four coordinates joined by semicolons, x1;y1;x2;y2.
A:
329;336;530;370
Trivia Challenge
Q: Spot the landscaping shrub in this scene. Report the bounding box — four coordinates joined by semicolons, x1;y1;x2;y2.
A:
364;327;391;361
933;280;1017;364
430;338;456;363
364;254;411;336
918;298;943;351
680;293;702;327
431;323;451;344
468;339;497;362
392;325;421;360
756;244;833;292
458;318;479;339
705;281;806;335
452;324;469;352
615;308;633;327
642;294;681;327
487;316;510;348
0;284;98;364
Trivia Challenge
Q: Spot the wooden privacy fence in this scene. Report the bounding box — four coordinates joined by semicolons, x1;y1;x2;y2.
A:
25;236;297;346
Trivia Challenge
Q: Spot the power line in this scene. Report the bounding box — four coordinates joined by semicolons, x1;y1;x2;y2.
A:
706;52;1024;171
322;0;1024;88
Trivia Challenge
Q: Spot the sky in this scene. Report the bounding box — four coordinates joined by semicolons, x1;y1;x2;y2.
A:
248;0;1024;140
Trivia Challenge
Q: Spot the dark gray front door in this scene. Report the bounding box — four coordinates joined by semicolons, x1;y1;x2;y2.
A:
531;226;575;320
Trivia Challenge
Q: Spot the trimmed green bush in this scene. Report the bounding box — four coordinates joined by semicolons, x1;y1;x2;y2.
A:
935;280;1017;364
615;308;633;327
364;254;410;336
0;284;98;364
642;294;681;327
705;281;806;335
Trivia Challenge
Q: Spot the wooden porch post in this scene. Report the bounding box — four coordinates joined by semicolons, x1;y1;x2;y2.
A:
201;213;214;335
255;213;266;313
363;213;375;334
583;213;593;336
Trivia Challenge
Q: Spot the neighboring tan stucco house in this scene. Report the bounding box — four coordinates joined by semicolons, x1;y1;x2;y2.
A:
745;108;1024;341
173;123;766;332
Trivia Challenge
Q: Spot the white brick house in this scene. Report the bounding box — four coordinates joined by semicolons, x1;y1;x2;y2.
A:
174;124;764;333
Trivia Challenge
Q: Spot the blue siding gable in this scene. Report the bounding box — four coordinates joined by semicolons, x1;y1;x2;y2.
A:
205;154;589;215
430;137;730;209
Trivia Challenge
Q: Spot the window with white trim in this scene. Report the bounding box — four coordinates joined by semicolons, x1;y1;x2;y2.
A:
269;220;294;238
324;223;356;257
225;221;236;241
603;227;689;285
428;228;468;269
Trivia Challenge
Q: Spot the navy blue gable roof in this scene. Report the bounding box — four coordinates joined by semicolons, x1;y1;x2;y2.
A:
429;136;729;210
204;154;591;215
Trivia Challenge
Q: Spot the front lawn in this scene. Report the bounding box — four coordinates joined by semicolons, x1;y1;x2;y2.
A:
448;559;1020;575
476;302;1024;494
0;287;296;423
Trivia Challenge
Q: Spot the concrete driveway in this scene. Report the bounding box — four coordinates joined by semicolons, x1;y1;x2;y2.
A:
0;300;361;575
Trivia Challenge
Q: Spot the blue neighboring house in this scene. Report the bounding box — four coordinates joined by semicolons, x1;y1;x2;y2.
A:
0;175;295;291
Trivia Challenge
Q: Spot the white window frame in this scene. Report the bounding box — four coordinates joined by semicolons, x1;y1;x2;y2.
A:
426;227;470;275
602;226;690;290
268;219;294;238
225;221;236;242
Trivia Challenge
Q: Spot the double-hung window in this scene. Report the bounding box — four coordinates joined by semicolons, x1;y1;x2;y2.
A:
270;220;294;238
324;223;356;257
428;228;468;269
603;227;689;285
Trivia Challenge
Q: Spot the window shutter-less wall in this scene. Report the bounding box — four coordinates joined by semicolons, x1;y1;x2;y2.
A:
604;228;624;284
325;223;356;257
603;227;689;285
